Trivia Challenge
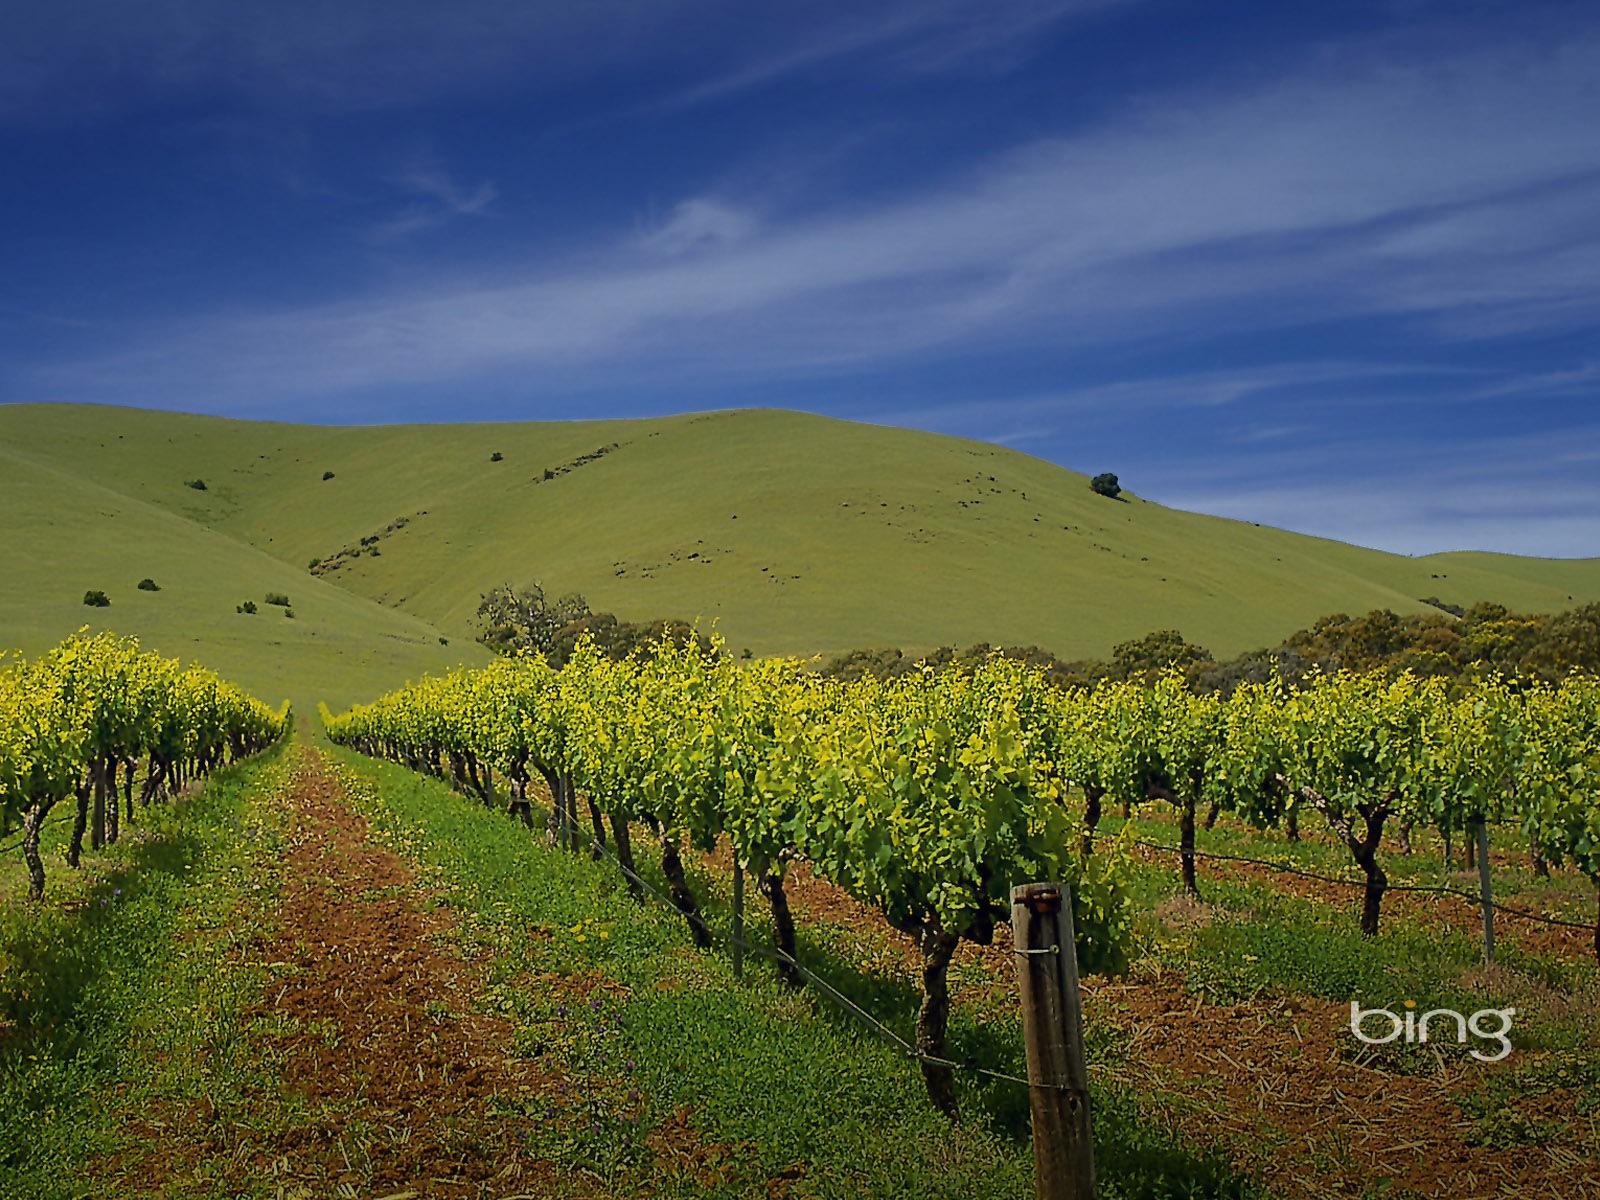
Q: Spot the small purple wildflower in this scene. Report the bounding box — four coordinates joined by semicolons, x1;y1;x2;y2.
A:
628;1088;640;1101
554;1005;567;1017
589;998;602;1011
624;1059;635;1070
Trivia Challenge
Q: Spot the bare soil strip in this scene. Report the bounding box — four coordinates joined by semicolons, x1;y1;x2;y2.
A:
119;747;568;1199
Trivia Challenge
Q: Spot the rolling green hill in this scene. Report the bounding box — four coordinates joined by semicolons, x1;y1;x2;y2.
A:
3;402;1597;706
0;438;481;710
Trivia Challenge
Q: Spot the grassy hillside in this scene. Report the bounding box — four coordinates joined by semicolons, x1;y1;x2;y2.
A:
2;403;1597;697
0;441;483;710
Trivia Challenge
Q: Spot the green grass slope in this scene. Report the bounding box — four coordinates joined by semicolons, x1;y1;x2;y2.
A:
3;403;1597;669
0;443;483;709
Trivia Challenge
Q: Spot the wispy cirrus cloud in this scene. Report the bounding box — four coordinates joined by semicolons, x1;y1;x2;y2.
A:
662;0;1129;108
37;28;1600;404
370;167;498;241
0;0;1128;125
1156;436;1600;558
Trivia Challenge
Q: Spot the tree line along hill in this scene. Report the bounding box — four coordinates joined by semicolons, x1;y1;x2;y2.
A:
812;600;1600;694
474;582;1600;695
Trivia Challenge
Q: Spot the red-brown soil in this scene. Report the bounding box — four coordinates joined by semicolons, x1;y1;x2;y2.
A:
109;748;578;1199
727;847;1600;1200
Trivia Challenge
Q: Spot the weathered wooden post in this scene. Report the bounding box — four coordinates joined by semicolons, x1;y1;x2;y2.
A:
731;859;745;979
561;771;576;853
1475;817;1494;965
1013;881;1096;1200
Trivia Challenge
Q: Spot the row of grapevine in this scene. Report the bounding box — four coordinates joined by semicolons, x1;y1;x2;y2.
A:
324;642;1600;1104
0;631;289;900
325;640;1133;1114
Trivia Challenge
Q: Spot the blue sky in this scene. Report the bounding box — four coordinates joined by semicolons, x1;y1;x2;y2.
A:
3;0;1597;557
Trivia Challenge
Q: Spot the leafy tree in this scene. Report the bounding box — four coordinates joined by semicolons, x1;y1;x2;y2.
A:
1110;630;1211;682
1090;472;1121;498
546;613;714;668
475;582;591;657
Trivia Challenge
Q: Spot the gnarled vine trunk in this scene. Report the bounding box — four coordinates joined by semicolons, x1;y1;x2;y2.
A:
1080;784;1104;859
67;776;90;868
759;868;803;988
1293;781;1390;937
649;818;711;948
914;924;961;1118
609;811;641;898
22;799;54;901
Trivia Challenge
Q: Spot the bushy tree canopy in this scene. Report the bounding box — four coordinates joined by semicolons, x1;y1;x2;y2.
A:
1090;472;1121;498
475;582;591;657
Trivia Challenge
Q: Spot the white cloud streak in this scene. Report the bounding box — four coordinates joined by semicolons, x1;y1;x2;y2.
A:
370;168;498;241
0;0;1124;124
30;28;1600;411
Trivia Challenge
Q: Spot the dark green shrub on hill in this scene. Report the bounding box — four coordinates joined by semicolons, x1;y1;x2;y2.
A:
1090;472;1122;498
322;470;335;480
82;589;110;607
546;613;715;668
1110;629;1213;681
237;600;257;614
184;478;206;490
265;592;291;608
136;578;159;591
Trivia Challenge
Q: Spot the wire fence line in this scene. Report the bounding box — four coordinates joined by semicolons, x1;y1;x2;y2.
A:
0;813;75;857
498;782;1598;1093
1126;836;1595;933
570;820;1037;1089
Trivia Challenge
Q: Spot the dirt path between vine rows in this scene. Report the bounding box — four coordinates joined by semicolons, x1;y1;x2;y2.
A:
116;747;574;1199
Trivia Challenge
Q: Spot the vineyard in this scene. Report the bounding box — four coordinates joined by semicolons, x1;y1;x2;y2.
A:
322;641;1600;1113
0;633;289;900
3;631;1599;1197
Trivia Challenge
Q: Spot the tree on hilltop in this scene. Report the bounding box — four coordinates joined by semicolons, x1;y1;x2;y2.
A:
1090;472;1121;498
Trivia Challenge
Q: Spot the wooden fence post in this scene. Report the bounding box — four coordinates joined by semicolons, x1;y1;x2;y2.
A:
1013;881;1096;1200
731;859;745;979
1476;818;1494;965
